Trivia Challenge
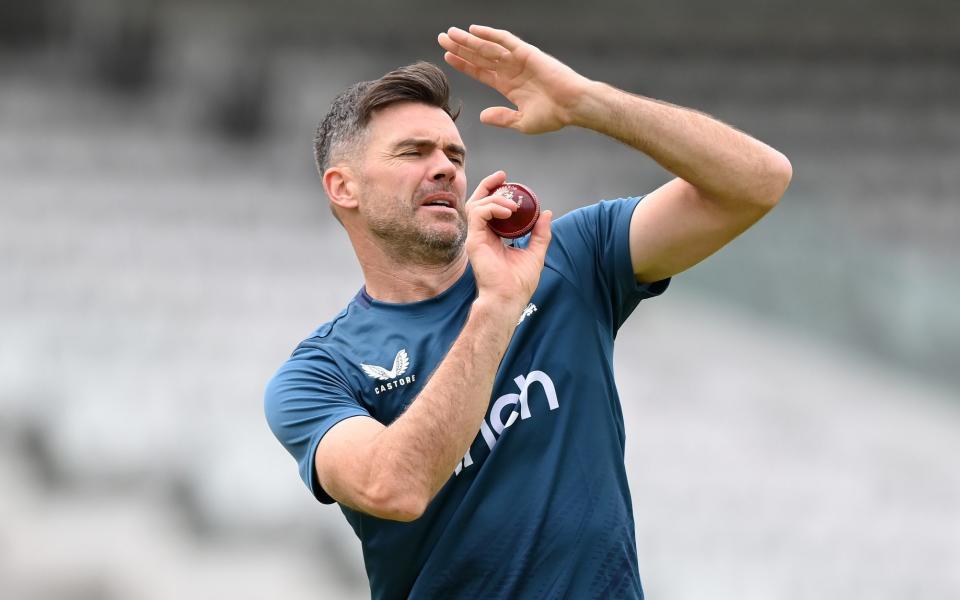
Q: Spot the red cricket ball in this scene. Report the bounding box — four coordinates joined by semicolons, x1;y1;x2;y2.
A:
488;182;541;239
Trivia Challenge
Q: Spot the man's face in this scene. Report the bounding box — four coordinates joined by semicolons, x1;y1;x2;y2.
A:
354;102;468;264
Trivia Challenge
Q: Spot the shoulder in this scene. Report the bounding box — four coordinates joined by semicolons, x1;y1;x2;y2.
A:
268;301;363;393
509;197;644;264
512;196;645;249
553;196;644;234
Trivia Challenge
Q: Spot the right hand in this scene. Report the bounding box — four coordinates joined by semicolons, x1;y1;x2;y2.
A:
464;170;553;315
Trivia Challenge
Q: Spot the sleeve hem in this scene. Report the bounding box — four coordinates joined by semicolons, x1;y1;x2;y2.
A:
619;196;671;301
632;276;671;299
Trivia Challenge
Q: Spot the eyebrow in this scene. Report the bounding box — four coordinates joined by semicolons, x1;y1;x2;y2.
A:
393;138;467;159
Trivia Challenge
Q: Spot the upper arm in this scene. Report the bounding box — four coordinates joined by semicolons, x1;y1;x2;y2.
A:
264;348;430;522
313;415;385;511
315;416;427;522
630;177;776;283
264;351;379;504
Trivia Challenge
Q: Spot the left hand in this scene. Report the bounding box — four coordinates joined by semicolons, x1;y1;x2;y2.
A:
438;25;592;134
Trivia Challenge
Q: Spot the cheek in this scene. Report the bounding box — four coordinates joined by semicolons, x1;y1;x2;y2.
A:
362;167;415;197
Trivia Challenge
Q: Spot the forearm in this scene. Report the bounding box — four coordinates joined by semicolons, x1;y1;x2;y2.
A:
571;81;792;206
368;296;517;512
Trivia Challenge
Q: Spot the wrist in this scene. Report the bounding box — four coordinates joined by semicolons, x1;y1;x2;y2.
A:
471;294;526;328
565;79;612;129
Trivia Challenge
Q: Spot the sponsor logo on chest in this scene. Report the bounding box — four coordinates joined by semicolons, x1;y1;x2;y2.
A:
360;349;417;395
454;369;558;476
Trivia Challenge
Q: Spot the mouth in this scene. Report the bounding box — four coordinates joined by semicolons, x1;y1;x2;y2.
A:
419;192;459;212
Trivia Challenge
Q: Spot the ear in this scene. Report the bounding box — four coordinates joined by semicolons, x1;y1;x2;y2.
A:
323;165;360;212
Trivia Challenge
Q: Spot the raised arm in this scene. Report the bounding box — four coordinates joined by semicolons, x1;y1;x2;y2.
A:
315;172;553;521
438;25;792;284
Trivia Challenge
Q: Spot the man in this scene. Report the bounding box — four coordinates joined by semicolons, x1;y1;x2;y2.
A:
265;25;791;599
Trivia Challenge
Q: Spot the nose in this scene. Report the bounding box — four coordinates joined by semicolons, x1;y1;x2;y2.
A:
428;150;458;183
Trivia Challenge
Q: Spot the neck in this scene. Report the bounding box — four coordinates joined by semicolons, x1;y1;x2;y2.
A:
353;231;469;303
362;254;468;303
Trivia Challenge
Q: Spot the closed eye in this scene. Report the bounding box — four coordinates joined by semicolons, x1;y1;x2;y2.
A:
398;150;463;166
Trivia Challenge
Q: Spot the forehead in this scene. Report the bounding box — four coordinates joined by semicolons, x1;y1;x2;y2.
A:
366;102;464;148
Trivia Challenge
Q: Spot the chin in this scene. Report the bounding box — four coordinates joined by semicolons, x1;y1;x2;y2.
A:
418;224;466;253
421;231;463;251
419;217;463;239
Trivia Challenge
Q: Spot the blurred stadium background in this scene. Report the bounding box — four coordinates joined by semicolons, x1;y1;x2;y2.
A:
1;0;958;598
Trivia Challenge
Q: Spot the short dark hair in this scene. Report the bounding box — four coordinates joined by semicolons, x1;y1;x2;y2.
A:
313;61;461;173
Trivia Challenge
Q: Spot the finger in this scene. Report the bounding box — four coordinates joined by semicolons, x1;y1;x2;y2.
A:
445;27;508;64
468;24;523;51
438;36;499;72
469;170;507;201
467;201;514;237
438;34;496;70
480;106;521;129
525;209;553;258
438;31;503;70
470;193;520;214
443;52;498;88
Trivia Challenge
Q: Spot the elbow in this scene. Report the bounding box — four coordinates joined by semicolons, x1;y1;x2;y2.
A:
378;496;428;523
362;476;428;522
756;150;793;208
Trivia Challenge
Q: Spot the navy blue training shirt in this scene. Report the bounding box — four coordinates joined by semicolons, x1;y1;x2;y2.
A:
265;196;669;599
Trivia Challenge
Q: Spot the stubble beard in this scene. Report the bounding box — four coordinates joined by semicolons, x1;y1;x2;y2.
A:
364;187;467;266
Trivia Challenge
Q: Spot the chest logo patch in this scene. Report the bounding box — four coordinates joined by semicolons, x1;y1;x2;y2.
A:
361;349;409;380
361;349;416;395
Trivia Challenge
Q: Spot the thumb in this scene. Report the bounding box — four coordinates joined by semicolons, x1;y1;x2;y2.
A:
525;210;553;259
480;106;521;129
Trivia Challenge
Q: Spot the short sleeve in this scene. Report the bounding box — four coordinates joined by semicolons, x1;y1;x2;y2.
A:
542;196;670;333
264;345;370;504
